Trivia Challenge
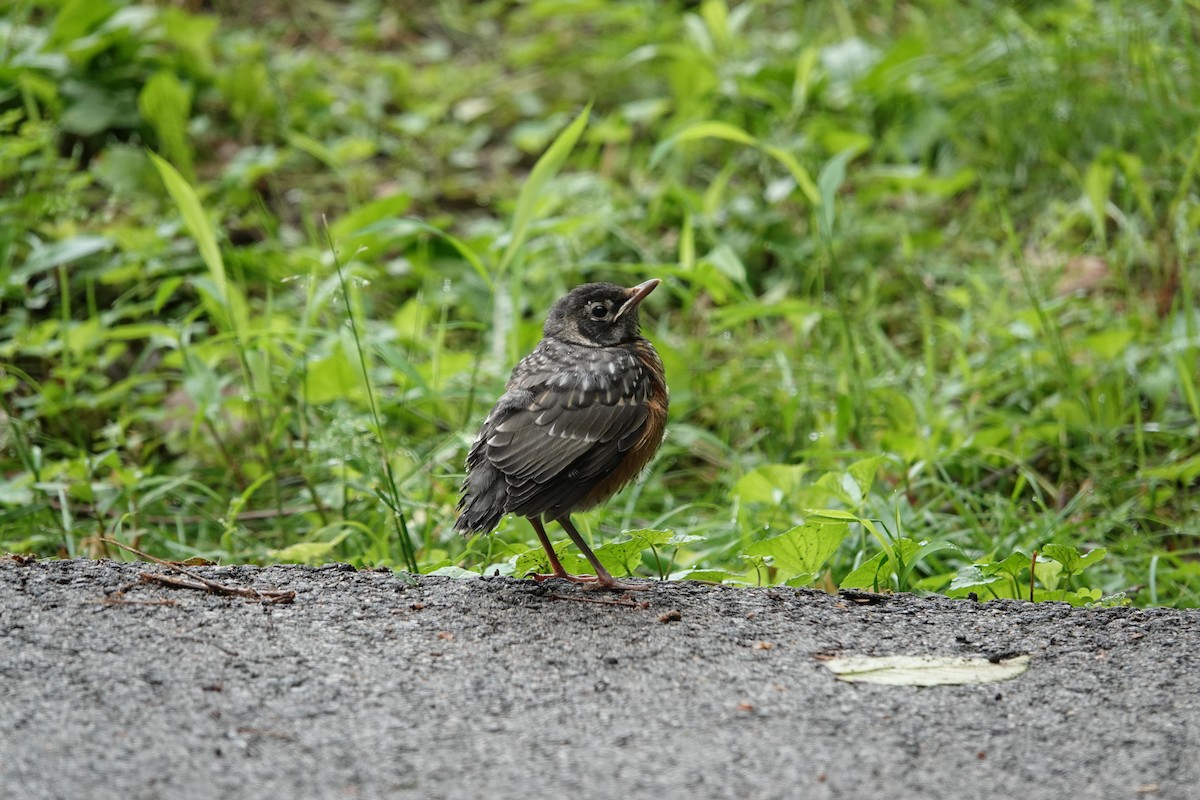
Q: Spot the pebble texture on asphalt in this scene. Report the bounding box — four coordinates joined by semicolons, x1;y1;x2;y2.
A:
1;558;1195;799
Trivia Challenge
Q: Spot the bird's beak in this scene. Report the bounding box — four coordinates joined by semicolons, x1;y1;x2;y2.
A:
614;279;661;321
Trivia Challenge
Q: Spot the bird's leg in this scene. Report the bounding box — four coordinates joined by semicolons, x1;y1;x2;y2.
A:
558;516;649;591
527;517;598;584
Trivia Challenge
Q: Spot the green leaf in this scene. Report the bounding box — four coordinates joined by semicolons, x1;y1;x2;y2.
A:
847;456;886;498
1079;328;1134;360
981;551;1032;579
150;152;248;334
815;471;863;506
1115;151;1154;219
651;122;820;205
496;104;591;277
651;121;757;167
590;529;684;577
747;521;850;584
1142;456;1200;483
305;344;365;405
513;540;588;578
1084;151;1115;243
287;131;340;168
817;148;856;239
139;71;194;180
669;568;741;583
269;533;349;564
823;654;1031;686
18;235;113;278
947;565;1006;593
49;0;116;45
734;464;807;505
331;194;414;241
760;144;821;204
839;538;925;591
1041;544;1106;576
805;508;860;523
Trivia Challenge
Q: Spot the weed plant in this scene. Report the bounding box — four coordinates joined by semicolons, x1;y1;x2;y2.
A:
2;1;1198;605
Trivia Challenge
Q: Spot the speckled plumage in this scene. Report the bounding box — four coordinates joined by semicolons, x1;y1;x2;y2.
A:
453;281;668;588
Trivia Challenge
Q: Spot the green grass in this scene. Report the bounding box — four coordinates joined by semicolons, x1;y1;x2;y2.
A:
2;0;1199;606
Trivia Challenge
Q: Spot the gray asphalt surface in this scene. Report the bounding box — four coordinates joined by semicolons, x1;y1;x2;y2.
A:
1;558;1196;799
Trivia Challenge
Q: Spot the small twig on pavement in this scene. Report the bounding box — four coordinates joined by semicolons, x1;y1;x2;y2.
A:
98;537;296;604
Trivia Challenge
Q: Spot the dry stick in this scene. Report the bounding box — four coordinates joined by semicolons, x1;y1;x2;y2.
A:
97;537;296;604
101;595;179;607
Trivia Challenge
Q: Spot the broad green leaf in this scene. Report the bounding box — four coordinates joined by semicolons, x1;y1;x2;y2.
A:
1041;544;1106;576
947;565;1006;593
1079;328;1134;360
496;104;591;276
747;521;850;584
669;568;742;583
823;654;1031;686
839;538;925;591
269;533;349;564
49;0;116;45
305;345;365;405
735;464;807;505
618;529;682;548
847;456;886;498
1033;557;1064;591
592;538;648;577
513;540;588;578
815;470;863;506
590;530;686;577
981;551;1032;579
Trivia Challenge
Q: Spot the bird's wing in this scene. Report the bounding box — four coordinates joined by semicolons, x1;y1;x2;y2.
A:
482;376;649;484
469;348;652;519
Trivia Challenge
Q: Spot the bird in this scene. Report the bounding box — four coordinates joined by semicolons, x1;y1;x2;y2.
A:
454;279;668;589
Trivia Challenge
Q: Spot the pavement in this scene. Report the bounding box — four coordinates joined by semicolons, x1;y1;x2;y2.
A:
1;558;1195;799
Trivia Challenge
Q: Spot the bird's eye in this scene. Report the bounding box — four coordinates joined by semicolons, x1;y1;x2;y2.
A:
590;304;609;318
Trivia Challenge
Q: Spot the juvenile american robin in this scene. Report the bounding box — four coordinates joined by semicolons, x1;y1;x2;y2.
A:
454;279;668;589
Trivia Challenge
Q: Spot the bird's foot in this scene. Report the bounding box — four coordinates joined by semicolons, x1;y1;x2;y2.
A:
531;571;598;584
530;572;649;591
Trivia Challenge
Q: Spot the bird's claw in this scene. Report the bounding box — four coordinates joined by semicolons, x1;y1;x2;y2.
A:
529;572;649;591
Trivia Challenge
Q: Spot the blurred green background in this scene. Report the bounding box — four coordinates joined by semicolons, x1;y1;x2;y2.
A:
2;0;1198;605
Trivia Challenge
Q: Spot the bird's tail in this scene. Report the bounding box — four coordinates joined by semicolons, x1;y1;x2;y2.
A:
453;459;508;535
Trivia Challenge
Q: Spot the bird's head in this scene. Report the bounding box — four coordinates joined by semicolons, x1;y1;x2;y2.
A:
543;279;661;347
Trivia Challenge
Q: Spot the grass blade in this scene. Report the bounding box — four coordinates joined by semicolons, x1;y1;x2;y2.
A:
149;152;247;334
495;104;591;277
